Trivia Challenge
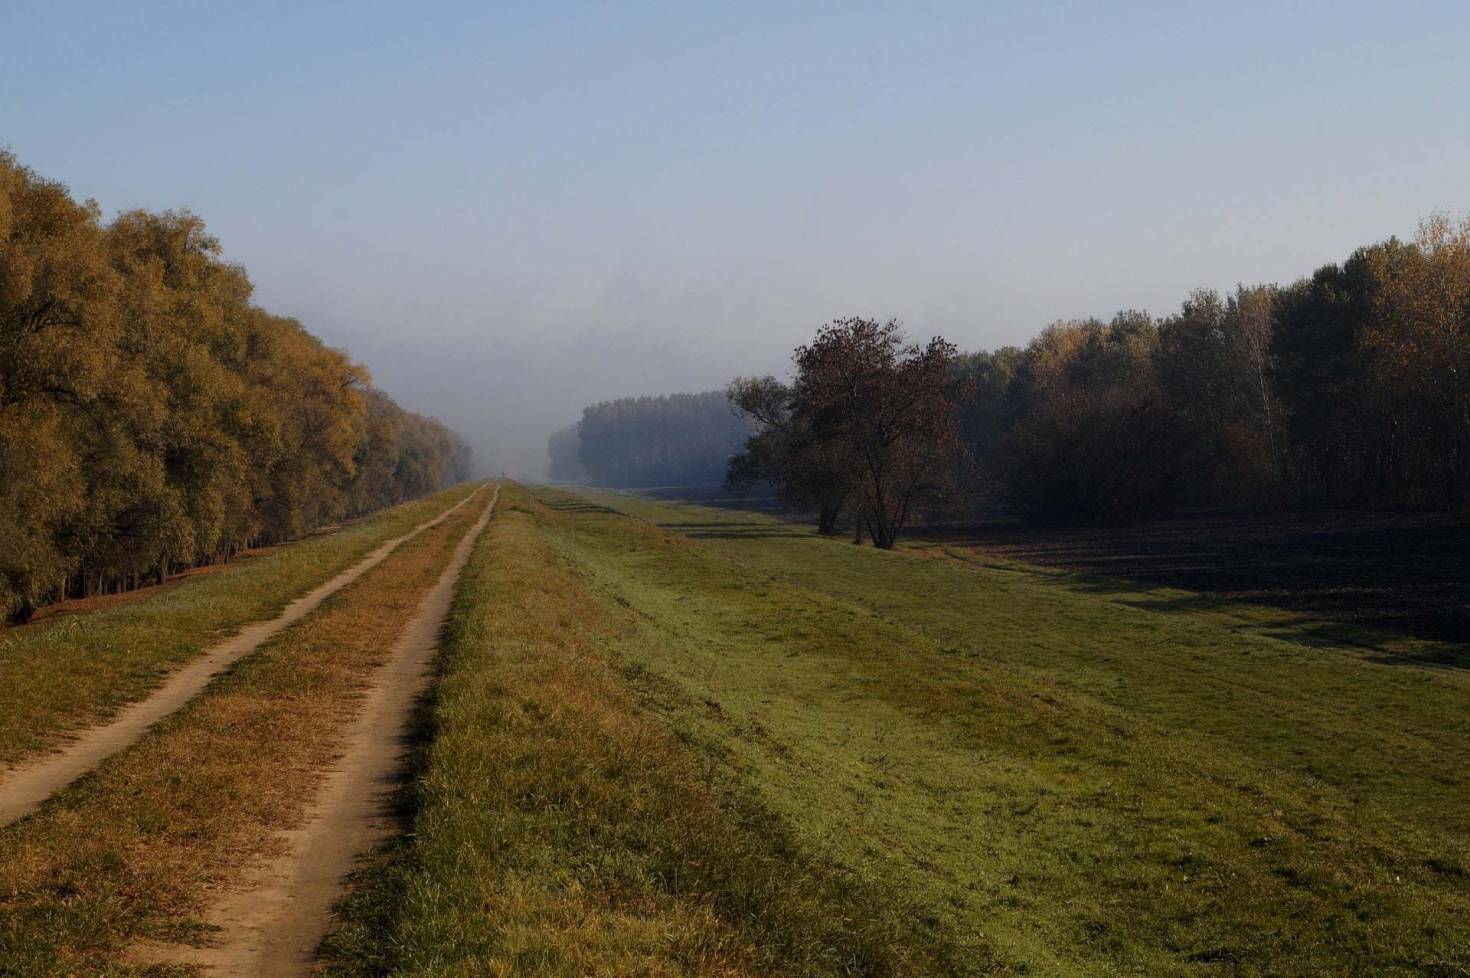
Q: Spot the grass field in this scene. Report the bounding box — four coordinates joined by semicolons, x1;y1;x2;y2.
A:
5;480;1463;976
0;484;477;766
320;484;966;978
331;484;1469;977
0;491;489;977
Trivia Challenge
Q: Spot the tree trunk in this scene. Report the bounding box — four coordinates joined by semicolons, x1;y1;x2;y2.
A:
817;504;841;535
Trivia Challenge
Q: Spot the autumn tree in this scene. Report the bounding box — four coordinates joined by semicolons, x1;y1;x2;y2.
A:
1155;285;1285;506
951;347;1024;510
790;318;967;548
1365;215;1470;507
1001;312;1193;522
0;151;471;622
725;376;852;533
0;153;113;620
1271;240;1414;507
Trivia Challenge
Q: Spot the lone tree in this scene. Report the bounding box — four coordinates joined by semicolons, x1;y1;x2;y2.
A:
796;318;968;548
729;317;967;548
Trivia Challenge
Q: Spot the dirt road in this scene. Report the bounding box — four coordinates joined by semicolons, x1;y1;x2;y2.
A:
154;484;497;977
0;486;484;828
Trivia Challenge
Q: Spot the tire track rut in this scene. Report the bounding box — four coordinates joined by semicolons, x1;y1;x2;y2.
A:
0;486;484;828
154;484;497;977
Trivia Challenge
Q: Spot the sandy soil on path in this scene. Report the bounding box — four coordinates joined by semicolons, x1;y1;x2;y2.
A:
149;484;498;978
0;487;484;829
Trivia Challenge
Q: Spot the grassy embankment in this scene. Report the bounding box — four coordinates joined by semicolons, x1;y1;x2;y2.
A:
332;485;1469;977
0;489;490;977
320;484;971;978
0;483;477;766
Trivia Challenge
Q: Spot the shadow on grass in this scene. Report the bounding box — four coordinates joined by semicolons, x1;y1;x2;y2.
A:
543;500;624;516
926;511;1470;649
660;521;811;540
1044;568;1470;671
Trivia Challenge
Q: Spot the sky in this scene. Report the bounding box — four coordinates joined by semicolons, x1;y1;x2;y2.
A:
3;1;1469;477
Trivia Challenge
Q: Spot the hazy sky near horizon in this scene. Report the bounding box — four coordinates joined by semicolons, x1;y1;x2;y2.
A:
4;1;1469;476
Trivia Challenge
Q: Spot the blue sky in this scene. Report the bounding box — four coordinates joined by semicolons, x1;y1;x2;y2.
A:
4;1;1468;475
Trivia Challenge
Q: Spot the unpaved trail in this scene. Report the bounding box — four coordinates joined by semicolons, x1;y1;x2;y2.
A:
0;486;484;829
156;484;497;978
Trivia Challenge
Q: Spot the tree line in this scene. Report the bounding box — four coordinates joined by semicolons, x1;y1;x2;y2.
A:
562;391;752;487
730;217;1470;545
965;215;1470;523
1;152;472;622
547;217;1467;546
545;422;587;483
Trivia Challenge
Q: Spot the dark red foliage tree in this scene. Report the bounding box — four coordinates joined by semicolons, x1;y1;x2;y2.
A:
791;318;968;548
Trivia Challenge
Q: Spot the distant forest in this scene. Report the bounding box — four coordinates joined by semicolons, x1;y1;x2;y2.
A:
548;391;752;487
953;215;1470;523
557;215;1470;541
1;153;472;622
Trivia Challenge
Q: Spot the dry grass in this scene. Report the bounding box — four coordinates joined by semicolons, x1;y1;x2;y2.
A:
319;485;973;978
0;485;478;767
0;490;490;977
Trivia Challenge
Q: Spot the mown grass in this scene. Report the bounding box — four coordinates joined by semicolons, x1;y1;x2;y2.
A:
519;487;1470;977
592;489;1470;837
0;490;490;977
319;484;975;978
0;484;477;766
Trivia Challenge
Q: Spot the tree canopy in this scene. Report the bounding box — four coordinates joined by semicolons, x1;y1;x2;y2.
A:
958;219;1470;524
0;152;471;622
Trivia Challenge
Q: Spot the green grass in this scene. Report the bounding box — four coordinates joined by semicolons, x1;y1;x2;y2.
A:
0;490;489;977
320;485;973;978
484;486;1467;977
23;477;1456;976
0;484;477;765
